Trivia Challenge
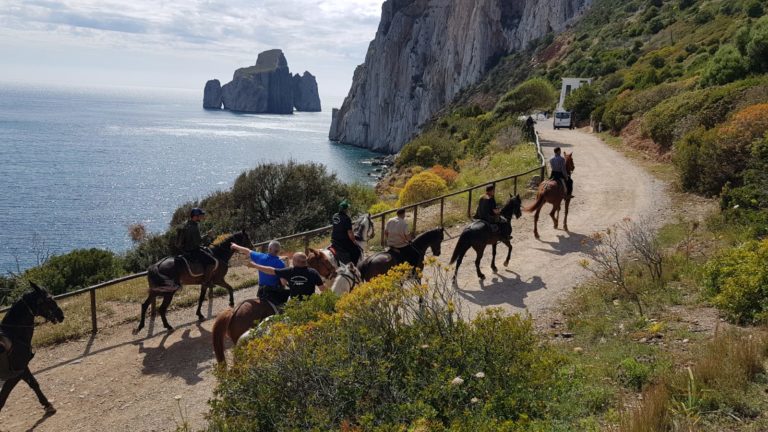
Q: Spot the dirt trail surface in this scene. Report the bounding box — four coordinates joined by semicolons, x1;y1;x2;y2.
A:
0;128;670;431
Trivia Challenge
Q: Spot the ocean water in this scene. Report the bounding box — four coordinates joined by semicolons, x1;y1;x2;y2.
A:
0;83;379;273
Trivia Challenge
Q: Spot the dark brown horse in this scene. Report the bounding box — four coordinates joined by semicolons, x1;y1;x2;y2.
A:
134;231;251;333
449;195;523;280
1;282;64;415
358;228;444;281
212;299;276;365
526;152;575;239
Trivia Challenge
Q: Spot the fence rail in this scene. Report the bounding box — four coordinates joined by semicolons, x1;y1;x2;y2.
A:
1;133;547;336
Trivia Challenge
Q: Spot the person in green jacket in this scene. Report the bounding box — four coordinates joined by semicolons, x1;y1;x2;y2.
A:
177;207;215;271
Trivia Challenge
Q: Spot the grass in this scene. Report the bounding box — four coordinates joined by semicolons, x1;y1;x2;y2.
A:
598;132;678;183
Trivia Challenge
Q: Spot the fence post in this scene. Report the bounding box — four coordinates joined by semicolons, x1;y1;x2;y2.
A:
303;235;309;252
540;166;545;182
89;289;98;334
440;197;445;228
412;206;418;237
514;177;518;196
467;189;473;219
380;213;386;247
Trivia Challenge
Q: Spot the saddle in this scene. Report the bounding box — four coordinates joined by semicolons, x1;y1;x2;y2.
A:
176;249;218;278
544;179;567;195
0;334;19;381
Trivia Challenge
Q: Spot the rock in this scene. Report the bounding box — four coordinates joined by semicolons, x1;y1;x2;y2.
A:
292;72;322;112
329;0;592;152
221;49;293;114
203;79;222;109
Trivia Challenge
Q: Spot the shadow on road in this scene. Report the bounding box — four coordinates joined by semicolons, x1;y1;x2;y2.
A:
532;232;591;256
137;324;213;385
457;270;546;309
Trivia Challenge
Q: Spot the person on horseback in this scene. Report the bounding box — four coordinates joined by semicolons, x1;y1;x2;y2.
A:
177;208;215;281
231;241;286;302
549;147;573;198
249;252;325;304
384;208;420;267
331;199;361;264
474;184;503;232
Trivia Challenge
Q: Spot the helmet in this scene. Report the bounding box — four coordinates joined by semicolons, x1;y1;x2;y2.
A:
190;207;206;217
338;199;350;210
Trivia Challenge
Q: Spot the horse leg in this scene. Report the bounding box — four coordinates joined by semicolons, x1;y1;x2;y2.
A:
490;243;498;273
474;245;486;280
503;238;513;267
550;204;559;230
217;280;235;308
158;294;174;331
0;374;22;412
564;198;570;232
533;207;541;239
196;285;207;321
134;294;154;334
21;368;55;414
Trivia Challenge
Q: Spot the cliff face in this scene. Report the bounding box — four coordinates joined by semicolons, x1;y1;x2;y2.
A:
206;49;322;114
292;72;322;112
329;0;592;153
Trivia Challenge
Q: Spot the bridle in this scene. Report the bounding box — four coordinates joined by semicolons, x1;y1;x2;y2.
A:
336;267;362;291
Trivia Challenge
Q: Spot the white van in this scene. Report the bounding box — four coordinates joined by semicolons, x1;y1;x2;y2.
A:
553;111;573;130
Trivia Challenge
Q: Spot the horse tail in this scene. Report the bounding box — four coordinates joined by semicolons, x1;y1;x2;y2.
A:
524;191;546;213
147;262;169;289
449;233;470;265
212;307;233;365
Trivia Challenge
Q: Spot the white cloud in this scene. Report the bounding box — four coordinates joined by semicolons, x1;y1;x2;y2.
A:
0;0;383;97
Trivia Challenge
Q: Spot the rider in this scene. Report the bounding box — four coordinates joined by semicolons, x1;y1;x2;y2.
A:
178;207;215;274
230;241;286;302
248;252;325;304
524;115;537;141
384;208;420;267
474;184;502;232
549;147;573;198
331;199;361;264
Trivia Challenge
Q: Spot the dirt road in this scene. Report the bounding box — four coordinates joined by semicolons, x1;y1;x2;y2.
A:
0;128;670;431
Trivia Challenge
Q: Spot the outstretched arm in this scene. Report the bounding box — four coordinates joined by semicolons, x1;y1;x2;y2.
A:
248;261;277;275
230;243;252;255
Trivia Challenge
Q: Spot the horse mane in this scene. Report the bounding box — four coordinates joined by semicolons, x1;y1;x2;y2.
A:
210;232;235;247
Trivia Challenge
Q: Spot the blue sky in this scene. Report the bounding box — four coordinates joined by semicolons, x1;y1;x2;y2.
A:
0;0;383;99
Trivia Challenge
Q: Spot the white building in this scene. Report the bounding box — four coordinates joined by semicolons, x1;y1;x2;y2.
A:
558;77;593;110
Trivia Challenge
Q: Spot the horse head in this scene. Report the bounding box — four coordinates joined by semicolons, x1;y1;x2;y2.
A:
332;263;362;295
26;282;64;324
565;151;575;174
354;213;375;242
306;248;336;280
501;194;523;220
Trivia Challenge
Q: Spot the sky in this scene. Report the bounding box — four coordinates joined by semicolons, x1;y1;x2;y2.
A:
0;0;383;99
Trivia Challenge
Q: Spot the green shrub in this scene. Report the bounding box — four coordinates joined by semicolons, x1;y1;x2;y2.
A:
747;16;768;72
346;182;378;216
122;232;173;272
618;357;653;391
23;249;125;295
398;171;448;205
704;239;768;324
368;201;394;215
601;81;689;133
701;45;748;86
746;0;764;18
209;265;567;431
564;84;604;124
398;130;461;168
494;78;557;117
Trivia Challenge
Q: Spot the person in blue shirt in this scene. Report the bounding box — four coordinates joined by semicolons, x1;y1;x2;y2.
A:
231;240;286;303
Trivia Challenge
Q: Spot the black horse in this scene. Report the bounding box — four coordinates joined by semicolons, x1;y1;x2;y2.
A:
358;227;444;281
449;194;523;280
0;282;64;415
135;231;251;333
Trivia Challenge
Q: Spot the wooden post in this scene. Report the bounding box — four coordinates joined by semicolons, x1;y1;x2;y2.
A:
303;235;310;252
440;197;445;227
540;166;546;182
467;189;473;219
89;289;98;334
514;177;518;196
412;206;418;237
380;213;386;247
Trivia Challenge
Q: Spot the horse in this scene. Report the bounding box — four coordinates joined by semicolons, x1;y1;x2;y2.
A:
358;227;444;281
306;213;376;279
330;262;363;295
449;195;523;280
134;231;251;334
0;282;64;415
525;152;575;239
211;297;277;365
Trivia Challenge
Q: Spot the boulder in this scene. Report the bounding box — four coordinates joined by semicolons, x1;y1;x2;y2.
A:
292;72;321;112
203;79;222;109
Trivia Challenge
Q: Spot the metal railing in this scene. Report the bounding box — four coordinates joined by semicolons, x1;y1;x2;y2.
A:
2;133;547;336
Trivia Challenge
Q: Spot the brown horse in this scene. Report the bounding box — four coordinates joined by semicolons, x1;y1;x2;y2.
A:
134;231;251;334
525;152;575;239
212;299;276;365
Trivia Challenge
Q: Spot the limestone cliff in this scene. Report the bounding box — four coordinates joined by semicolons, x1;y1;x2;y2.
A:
205;49;322;114
329;0;592;153
292;72;322;112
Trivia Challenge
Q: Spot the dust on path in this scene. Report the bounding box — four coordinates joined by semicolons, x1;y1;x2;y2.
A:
0;128;671;431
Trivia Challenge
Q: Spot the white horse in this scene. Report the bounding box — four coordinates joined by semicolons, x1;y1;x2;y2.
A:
330;262;363;295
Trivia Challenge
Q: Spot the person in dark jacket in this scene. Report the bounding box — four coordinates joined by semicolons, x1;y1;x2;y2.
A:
330;199;361;264
177;207;215;271
474;184;502;232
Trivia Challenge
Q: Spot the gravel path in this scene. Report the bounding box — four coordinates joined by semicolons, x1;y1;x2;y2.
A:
0;128;671;432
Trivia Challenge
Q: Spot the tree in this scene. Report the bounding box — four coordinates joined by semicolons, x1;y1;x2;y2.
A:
747;17;768;72
564;84;603;124
701;45;748;86
494;78;558;117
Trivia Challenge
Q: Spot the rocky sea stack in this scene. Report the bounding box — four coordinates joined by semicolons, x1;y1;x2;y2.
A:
329;0;591;153
203;49;321;114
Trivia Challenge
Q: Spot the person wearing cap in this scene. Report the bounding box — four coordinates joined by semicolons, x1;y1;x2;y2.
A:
331;199;361;264
177;207;215;275
473;184;501;232
384;208;419;267
248;253;324;304
231;241;286;302
549;147;573;198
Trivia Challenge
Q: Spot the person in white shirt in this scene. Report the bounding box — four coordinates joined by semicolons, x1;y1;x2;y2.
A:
384;208;420;267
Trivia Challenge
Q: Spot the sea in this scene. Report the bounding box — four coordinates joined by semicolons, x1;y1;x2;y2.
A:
0;82;380;273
